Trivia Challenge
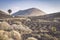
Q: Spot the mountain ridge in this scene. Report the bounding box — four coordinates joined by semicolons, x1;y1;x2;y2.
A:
12;8;46;16
29;12;60;21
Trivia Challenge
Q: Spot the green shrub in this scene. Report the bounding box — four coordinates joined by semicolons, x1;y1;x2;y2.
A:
51;26;56;32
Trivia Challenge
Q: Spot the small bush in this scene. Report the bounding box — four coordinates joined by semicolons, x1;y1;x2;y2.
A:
51;26;56;32
0;30;9;40
26;37;38;40
0;21;11;31
10;30;22;40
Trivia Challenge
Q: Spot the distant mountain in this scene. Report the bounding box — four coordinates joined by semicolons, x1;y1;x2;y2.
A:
0;10;12;19
29;12;60;20
44;12;60;19
12;8;46;16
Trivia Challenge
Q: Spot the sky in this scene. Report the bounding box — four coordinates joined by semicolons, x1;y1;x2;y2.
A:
0;0;60;14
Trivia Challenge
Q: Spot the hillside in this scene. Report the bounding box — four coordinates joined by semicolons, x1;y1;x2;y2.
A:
29;12;60;20
12;8;46;16
0;10;12;19
0;10;60;40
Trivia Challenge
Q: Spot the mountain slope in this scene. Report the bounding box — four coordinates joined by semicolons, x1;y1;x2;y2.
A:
29;12;60;20
0;10;12;19
12;8;46;16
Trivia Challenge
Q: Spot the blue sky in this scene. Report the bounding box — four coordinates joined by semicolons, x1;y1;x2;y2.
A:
0;0;60;14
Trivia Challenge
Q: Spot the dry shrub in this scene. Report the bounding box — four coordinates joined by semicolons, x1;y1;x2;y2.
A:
0;21;12;31
0;30;22;40
10;30;22;40
11;23;32;34
26;37;38;40
0;30;9;40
